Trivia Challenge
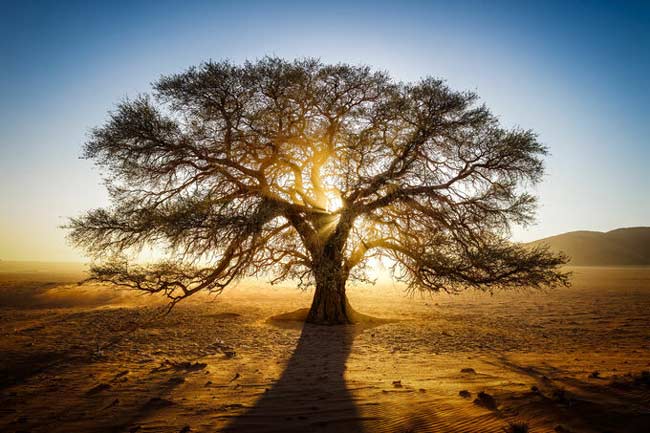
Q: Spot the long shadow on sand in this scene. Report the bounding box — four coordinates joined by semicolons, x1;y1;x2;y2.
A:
224;322;367;433
490;357;650;433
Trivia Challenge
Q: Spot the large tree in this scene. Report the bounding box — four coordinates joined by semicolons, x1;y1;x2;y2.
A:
68;57;568;324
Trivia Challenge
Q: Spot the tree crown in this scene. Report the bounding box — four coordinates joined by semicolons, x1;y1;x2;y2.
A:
68;57;568;305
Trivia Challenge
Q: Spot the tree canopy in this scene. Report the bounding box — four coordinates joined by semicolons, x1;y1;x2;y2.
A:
68;57;568;322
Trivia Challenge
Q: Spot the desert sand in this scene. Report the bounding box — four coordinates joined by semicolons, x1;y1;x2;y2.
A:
1;263;649;433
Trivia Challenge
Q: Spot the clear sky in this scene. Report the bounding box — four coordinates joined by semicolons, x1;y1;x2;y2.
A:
1;0;648;262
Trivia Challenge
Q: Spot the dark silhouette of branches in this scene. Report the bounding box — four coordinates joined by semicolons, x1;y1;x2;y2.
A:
67;57;568;324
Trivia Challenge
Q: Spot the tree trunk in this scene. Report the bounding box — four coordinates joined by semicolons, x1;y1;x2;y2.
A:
306;263;354;325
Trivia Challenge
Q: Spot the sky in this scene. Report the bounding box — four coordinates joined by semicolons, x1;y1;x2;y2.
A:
1;0;648;262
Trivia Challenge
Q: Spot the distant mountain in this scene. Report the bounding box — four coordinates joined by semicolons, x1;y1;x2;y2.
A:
528;227;650;266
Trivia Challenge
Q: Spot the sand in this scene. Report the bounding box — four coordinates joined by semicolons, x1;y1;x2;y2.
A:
1;265;649;432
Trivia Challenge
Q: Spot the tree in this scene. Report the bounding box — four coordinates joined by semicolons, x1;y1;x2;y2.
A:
68;57;569;325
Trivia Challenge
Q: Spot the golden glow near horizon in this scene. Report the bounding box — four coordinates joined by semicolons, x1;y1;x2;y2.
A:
364;256;393;282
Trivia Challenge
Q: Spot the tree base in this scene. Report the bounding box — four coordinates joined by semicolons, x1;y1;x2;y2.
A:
305;310;355;325
306;292;355;325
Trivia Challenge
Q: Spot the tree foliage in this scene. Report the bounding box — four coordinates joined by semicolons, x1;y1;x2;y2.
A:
68;57;568;313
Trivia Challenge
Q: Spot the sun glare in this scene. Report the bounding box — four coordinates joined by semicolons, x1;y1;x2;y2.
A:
327;194;343;213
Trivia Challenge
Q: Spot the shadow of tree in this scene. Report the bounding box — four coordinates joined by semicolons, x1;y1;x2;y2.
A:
488;356;650;433
224;323;365;432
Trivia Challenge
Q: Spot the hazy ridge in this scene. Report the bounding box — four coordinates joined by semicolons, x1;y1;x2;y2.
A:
528;227;650;266
2;227;649;270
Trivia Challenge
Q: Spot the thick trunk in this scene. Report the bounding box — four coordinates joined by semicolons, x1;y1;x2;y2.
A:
306;264;353;325
305;211;356;325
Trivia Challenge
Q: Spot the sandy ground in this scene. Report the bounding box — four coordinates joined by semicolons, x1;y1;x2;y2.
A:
1;263;649;433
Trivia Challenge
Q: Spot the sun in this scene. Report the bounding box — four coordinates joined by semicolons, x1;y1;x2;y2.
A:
326;194;343;213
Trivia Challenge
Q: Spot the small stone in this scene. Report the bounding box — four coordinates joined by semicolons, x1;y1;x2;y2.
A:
473;391;497;410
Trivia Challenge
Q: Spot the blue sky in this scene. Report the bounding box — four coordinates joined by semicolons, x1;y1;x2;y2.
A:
1;0;648;261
